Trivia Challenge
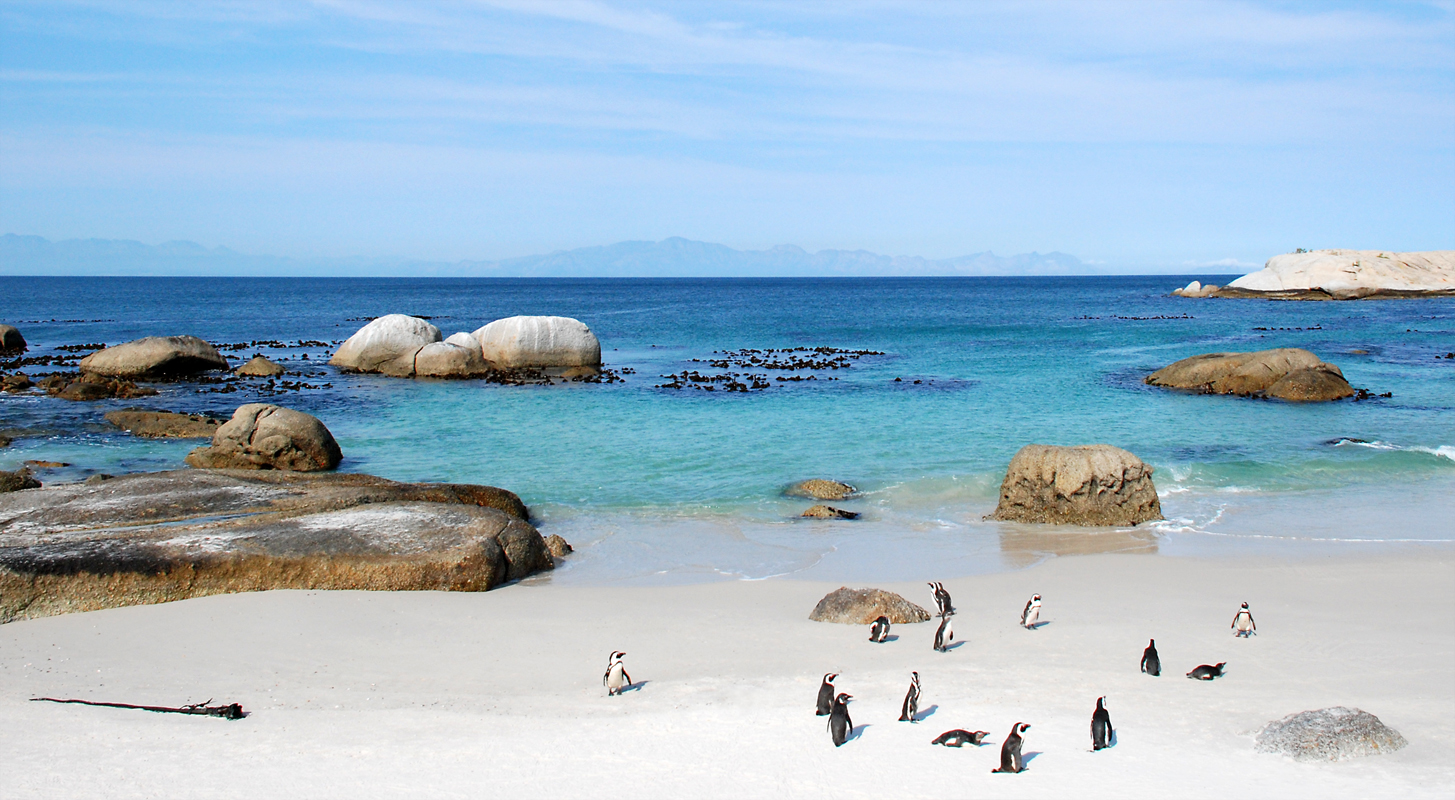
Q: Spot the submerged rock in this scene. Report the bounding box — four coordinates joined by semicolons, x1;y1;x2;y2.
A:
990;444;1163;527
787;479;857;500
801;505;860;520
0;468;41;493
472;316;601;369
105;409;225;439
0;324;26;355
79;335;229;378
1146;348;1355;402
236;355;286;377
185;404;342;472
44;373;159;401
544;534;573;558
1255;707;1408;762
329;314;442;376
1;373;32;393
809;587;930;624
0;468;540;622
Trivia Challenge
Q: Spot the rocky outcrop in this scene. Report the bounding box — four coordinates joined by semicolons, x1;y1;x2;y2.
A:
810;587;930;624
1146;348;1355;402
42;373;158;401
1211;250;1455;300
105;409;225;439
1;373;32;393
79;335;229;377
0;468;41;493
472;316;601;370
544;534;573;558
0;324;25;355
0;469;545;622
801;505;859;520
236;355;286;377
990;444;1162;527
414;341;490;378
1255;708;1407;762
787;479;857;500
185;404;342;471
329;315;442;376
1172;280;1221;298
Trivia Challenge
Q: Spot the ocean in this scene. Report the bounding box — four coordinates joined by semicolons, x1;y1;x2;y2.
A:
3;275;1453;583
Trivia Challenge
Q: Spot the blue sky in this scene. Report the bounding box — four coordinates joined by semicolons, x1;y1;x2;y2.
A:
1;1;1451;269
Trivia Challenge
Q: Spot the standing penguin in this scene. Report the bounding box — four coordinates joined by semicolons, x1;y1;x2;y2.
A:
991;722;1031;773
928;581;954;617
815;673;839;716
869;615;891;643
933;612;955;652
1021;594;1042;630
899;671;921;722
828;693;854;747
602;651;632;696
1140;639;1161;676
1091;696;1113;751
1232;602;1257;637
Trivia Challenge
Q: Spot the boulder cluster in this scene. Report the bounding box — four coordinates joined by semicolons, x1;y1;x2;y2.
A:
329;314;601;378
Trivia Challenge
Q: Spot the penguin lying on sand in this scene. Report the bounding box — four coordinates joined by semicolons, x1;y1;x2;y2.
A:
1141;639;1160;676
1021;594;1041;629
932;729;989;747
1091;696;1113;751
828;693;854;747
991;723;1030;773
899;671;921;722
1186;662;1227;680
1232;602;1256;637
603;651;632;696
869;615;890;643
816;673;838;716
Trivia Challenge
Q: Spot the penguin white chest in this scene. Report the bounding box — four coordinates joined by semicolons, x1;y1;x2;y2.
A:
607;663;626;691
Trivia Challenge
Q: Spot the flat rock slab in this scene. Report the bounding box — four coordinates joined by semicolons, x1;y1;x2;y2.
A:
1255;707;1407;762
809;587;929;624
105;409;225;438
787;479;857;500
0;469;542;622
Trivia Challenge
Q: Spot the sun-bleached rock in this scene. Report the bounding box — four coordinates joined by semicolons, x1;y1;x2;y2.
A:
185;404;342;471
990;444;1163;527
1255;707;1407;762
1146;348;1354;402
78;335;229;377
1224;250;1454;299
444;331;479;350
329;315;442;376
472;316;601;369
1173;280;1220;298
414;341;490;378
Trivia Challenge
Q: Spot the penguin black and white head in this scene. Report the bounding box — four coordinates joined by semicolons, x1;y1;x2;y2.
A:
816;673;839;716
603;651;632;696
899;671;921;722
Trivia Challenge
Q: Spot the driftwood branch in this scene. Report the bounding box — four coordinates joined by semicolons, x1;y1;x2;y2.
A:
30;697;245;720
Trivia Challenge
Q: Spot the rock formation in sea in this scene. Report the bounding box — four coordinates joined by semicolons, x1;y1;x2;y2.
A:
0;324;26;355
472;316;601;371
1146;348;1355;402
1182;250;1454;300
787;479;857;500
329;314;443;376
1255;707;1407;762
543;533;573;558
1172;280;1220;298
105;409;225;439
184;403;342;471
41;373;158;401
801;505;859;519
78;335;230;377
414;340;491;378
809;587;931;624
990;444;1162;526
0;468;41;493
0;469;546;622
235;354;286;377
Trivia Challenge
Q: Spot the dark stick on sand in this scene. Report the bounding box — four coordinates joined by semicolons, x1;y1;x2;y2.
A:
31;697;246;720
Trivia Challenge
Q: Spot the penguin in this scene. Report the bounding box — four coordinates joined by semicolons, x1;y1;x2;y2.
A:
991;722;1030;773
1186;662;1227;680
1021;594;1042;630
1232;602;1257;637
828;692;854;747
815;673;838;716
933;611;955;653
928;581;954;617
602;651;632;696
869;615;891;643
898;671;921;722
1140;638;1161;676
932;729;990;747
1091;696;1113;751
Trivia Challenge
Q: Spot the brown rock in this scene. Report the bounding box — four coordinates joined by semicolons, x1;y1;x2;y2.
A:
79;335;229;378
544;534;573;558
787;479;857;500
0;324;26;355
1;373;32;393
1146;348;1355;401
105;409;225;439
46;373;159;401
23;461;69;469
801;505;860;520
185;404;342;472
0;468;41;493
809;587;931;624
990;444;1163;527
235;355;286;377
0;435;9;448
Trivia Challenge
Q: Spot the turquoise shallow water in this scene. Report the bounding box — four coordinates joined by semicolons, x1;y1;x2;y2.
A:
3;276;1453;583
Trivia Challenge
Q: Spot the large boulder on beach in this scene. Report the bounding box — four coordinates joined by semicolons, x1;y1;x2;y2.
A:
236;355;285;377
0;324;25;355
1255;707;1408;762
787;479;857;500
472;316;601;369
79;335;229;378
414;341;490;378
1224;250;1454;299
0;469;544;622
1146;348;1355;402
990;444;1162;526
185;404;342;471
809;587;930;624
330;315;442;376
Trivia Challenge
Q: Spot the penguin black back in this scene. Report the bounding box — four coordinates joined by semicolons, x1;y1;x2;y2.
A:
1187;662;1227;680
1141;639;1161;676
991;722;1030;773
932;729;989;747
828;693;854;747
816;673;838;715
869;615;890;643
1091;696;1113;751
898;671;920;722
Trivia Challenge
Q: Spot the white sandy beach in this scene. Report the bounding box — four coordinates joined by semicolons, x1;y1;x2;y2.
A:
2;549;1451;799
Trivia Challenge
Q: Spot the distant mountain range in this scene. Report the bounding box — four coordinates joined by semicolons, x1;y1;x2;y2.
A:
0;233;1201;277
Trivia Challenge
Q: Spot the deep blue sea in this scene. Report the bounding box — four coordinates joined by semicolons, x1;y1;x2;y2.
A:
3;276;1453;583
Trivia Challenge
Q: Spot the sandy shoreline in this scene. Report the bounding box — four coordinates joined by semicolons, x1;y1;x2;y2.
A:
2;548;1451;798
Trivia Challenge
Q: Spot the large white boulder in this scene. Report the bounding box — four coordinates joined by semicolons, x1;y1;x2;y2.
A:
330;315;442;376
415;341;490;378
1229;250;1455;296
79;335;229;377
472;316;601;369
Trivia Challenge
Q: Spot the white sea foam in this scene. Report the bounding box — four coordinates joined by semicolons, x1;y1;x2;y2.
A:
1332;439;1455;461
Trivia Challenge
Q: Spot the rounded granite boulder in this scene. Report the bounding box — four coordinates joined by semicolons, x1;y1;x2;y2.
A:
1146;348;1354;402
329;315;442;376
1255;707;1407;762
414;340;490;378
990;444;1162;527
236;355;286;377
809;587;930;624
185;403;342;472
78;335;229;378
472;316;601;370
